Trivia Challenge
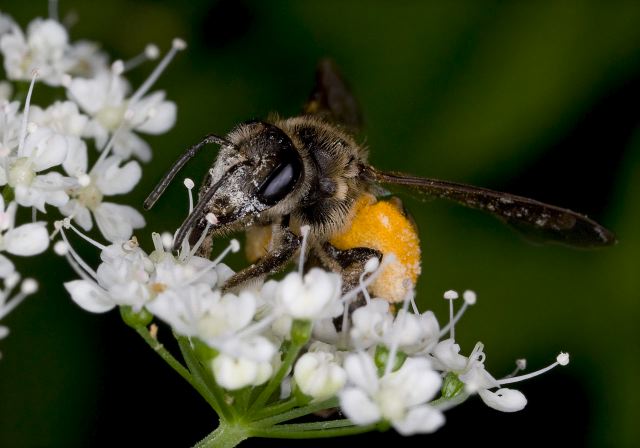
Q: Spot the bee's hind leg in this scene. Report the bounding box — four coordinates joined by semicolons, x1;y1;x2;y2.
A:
311;242;382;318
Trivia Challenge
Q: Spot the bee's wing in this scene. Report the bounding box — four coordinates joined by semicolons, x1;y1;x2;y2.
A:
303;58;363;133
366;167;616;248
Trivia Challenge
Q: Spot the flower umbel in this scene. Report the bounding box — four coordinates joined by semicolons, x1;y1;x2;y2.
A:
57;203;572;445
0;4;182;356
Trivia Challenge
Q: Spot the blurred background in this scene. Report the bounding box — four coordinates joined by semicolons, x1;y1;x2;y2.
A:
0;1;638;447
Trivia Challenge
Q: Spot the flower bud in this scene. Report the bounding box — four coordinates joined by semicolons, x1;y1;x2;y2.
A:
441;372;464;399
374;344;406;374
120;305;153;328
294;351;346;401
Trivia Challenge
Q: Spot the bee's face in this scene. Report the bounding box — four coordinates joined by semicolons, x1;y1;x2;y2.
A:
191;122;303;236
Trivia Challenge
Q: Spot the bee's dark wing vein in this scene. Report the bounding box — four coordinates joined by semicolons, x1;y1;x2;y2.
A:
366;167;616;248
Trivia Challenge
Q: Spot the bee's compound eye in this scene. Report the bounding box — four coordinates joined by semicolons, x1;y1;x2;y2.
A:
257;158;301;205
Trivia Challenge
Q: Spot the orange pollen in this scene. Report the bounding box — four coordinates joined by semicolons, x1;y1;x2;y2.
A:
329;194;421;302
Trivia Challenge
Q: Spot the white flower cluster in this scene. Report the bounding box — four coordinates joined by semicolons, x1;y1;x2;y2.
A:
60;213;570;437
0;5;183;356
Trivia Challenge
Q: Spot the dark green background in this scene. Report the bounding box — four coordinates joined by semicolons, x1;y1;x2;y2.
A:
0;1;638;447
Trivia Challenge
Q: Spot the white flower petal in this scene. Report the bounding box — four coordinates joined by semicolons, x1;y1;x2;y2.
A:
13;185;45;212
339;387;381;425
66;40;109;78
217;336;276;363
94;202;145;242
478;388;527;412
277;269;342;320
136;99;176;134
62;137;88;177
393;405;445;435
350;299;393;348
4;222;49;256
388;357;441;407
459;362;499;392
113;130;152;162
67;73;126;115
312;318;340;345
22;129;69;171
24;172;72;210
64;280;114;313
344;352;379;395
212;354;259;390
0;13;17;36
95;158;141;195
84;119;109;149
0;26;28;80
30;101;89;138
0;254;15;278
432;338;468;371
59;200;93;231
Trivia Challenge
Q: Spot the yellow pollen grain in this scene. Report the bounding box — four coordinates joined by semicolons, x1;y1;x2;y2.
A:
151;282;167;294
149;323;159;340
330;194;421;302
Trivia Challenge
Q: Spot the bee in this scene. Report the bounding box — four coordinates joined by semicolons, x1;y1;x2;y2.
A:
144;59;615;302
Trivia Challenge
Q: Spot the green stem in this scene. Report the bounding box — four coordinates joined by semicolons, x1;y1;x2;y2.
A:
133;325;194;388
175;334;233;421
248;341;303;414
233;387;252;414
193;421;249;448
268;419;354;431
251;422;377;439
252;397;299;420
254;397;339;427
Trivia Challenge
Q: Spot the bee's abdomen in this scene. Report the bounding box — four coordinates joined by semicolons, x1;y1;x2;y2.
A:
329;194;421;302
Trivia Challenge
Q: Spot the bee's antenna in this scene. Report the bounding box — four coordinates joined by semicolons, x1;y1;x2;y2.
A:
143;134;234;210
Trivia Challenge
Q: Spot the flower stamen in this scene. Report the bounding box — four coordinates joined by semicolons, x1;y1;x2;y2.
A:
298;225;310;274
123;44;160;72
189;213;217;258
48;0;59;22
443;290;459;340
187;238;240;284
184;178;195;213
65;220;108;251
211;238;240;265
55;221;99;280
439;290;476;339
0;278;38;320
17;70;39;155
358;257;379;306
341;253;395;305
129;38;186;105
384;286;413;376
498;353;569;385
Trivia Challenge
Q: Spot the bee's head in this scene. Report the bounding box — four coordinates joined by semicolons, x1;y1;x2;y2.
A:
174;121;304;249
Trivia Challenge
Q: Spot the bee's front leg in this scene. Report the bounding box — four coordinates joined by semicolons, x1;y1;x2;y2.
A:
223;226;301;291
